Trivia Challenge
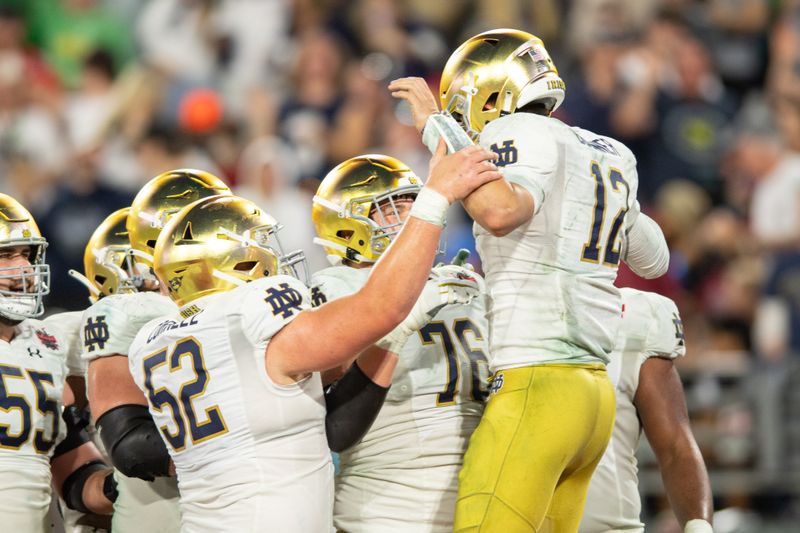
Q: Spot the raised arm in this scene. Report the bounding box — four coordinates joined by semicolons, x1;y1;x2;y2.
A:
389;77;538;236
268;145;501;381
635;357;713;530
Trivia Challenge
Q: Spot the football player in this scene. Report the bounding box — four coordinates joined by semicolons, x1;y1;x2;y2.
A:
45;207;137;533
580;289;713;533
390;29;671;532
80;170;232;533
126;146;500;532
0;194;116;531
310;154;490;532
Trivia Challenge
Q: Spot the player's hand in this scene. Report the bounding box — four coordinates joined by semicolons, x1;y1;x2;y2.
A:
429;263;485;298
388;77;440;133
376;273;480;353
426;144;501;204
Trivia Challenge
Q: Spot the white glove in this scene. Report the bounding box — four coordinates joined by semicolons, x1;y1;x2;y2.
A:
376;267;481;353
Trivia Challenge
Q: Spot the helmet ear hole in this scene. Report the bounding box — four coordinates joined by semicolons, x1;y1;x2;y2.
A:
233;261;257;272
336;230;354;240
146;239;157;249
94;275;107;285
483;92;499;111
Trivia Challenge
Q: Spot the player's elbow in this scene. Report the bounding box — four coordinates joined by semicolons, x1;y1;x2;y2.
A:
96;405;172;481
479;206;526;237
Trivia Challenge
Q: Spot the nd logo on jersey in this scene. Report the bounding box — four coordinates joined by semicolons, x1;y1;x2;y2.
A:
264;283;303;318
490;140;518;167
84;315;110;352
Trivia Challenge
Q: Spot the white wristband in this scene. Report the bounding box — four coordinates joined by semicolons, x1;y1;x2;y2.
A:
409;187;449;227
684;519;713;533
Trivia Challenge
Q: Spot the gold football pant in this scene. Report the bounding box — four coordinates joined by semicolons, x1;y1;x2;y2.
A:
453;364;615;533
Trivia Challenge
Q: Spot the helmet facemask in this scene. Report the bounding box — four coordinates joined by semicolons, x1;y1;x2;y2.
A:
214;223;310;287
0;240;50;321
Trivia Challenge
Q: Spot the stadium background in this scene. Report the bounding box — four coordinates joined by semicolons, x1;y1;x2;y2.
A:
0;0;798;531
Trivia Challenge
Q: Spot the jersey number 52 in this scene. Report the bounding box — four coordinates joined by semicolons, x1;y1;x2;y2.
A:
142;337;228;452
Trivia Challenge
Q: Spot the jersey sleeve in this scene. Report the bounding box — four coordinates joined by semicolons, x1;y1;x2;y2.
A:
240;276;313;346
479;114;558;215
80;293;177;362
309;266;369;305
43;312;85;376
642;293;686;360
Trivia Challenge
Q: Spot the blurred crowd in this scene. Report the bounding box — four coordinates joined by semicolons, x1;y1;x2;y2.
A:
1;0;799;528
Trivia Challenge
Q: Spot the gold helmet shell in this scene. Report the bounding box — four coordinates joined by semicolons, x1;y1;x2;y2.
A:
71;208;136;302
127;169;231;286
155;195;307;307
440;28;565;137
0;193;49;320
311;154;422;264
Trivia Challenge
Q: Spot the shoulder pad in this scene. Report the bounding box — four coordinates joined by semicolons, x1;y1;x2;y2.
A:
240;275;312;345
81;293;177;361
310;266;369;304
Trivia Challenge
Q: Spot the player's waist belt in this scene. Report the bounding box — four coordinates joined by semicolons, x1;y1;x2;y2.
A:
489;363;607;394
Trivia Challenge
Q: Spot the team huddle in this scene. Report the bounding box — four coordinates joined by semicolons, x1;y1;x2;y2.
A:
0;29;713;533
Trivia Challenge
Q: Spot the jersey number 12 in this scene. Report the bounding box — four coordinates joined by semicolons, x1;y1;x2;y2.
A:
581;161;629;266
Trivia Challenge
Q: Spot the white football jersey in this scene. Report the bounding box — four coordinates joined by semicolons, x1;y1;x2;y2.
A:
80;292;177;363
0;319;68;532
313;266;490;533
79;292;182;533
476;113;640;370
128;276;333;533
44;311;85;377
580;288;686;533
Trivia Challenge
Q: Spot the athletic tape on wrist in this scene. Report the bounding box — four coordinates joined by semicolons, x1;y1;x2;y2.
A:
423;113;474;154
409;187;449;227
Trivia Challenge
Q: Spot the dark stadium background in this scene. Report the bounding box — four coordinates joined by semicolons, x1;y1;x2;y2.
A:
1;0;798;530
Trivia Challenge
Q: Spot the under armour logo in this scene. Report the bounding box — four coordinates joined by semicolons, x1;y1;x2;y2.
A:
264;283;303;319
27;346;42;358
490;140;518;167
672;313;685;346
489;373;504;395
310;286;327;308
84;315;110;352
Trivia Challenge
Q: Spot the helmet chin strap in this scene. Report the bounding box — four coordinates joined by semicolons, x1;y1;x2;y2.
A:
212;270;246;286
68;269;101;302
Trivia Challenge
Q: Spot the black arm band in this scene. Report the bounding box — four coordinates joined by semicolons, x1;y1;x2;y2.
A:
62;460;107;513
324;362;389;453
52;405;92;459
95;404;171;481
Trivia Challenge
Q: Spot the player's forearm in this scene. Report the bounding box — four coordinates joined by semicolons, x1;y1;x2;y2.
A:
463;180;534;236
658;437;714;527
360;216;443;328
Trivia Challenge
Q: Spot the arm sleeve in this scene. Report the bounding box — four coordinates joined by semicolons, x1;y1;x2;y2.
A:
95;404;171;481
478;116;558;215
324;362;389;452
622;209;670;279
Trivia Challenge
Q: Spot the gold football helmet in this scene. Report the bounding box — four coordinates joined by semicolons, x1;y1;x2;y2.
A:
155;195;308;306
440;28;565;137
312;154;422;264
0;193;49;320
70;208;137;302
127;169;231;288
